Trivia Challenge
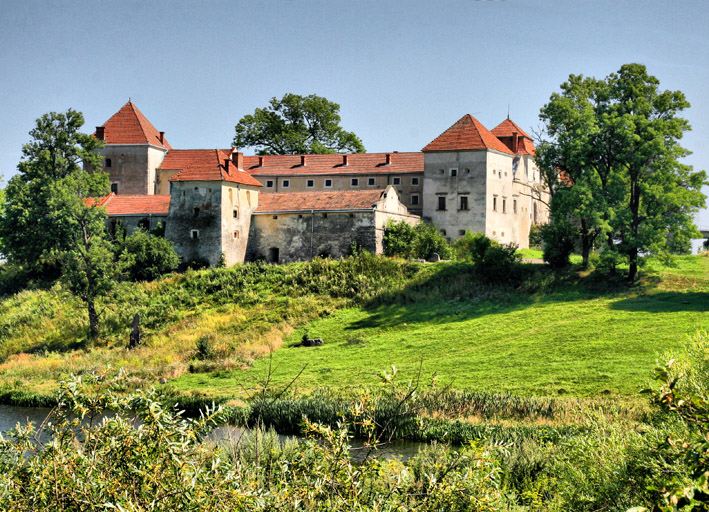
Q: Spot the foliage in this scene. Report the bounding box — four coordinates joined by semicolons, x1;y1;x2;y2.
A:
541;220;578;268
119;229;180;281
453;232;522;283
537;64;707;279
233;93;365;155
0;109;105;280
641;332;709;511
529;223;543;248
383;220;452;260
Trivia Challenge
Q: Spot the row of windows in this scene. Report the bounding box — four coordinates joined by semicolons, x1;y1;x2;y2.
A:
434;196;519;213
264;176;420;189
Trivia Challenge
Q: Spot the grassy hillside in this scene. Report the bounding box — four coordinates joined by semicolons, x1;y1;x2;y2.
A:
0;252;707;401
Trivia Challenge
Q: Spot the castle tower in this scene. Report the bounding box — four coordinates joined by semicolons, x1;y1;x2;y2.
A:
165;149;263;266
93;101;171;195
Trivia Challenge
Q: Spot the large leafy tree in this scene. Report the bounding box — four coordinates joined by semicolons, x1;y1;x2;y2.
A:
0;109;121;337
233;93;365;155
0;110;106;277
537;64;706;280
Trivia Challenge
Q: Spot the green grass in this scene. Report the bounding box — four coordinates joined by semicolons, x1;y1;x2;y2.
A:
173;286;709;398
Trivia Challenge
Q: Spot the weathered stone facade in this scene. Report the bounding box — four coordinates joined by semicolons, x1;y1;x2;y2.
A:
92;103;549;266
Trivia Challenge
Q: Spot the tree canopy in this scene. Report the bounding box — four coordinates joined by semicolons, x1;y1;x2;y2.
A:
233;93;365;155
536;63;707;280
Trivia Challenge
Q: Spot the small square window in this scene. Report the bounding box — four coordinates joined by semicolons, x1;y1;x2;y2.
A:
393;177;401;185
411;177;419;185
266;180;274;188
440;229;447;236
190;230;199;240
324;179;333;187
105;158;112;168
322;213;328;218
306;179;314;188
438;169;444;174
368;178;375;186
458;230;465;236
411;194;419;206
450;168;458;177
272;215;278;219
282;179;290;188
351;178;359;186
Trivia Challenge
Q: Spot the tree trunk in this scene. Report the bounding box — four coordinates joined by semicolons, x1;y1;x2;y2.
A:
88;300;99;339
628;248;638;282
580;219;591;269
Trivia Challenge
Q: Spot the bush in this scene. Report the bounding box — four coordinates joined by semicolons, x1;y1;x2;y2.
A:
383;220;452;260
120;229;180;281
453;232;521;284
541;221;578;268
529;223;543;248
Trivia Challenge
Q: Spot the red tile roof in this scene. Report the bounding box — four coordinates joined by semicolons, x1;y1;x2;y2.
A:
86;193;171;215
96;101;172;149
256;189;385;213
422;115;513;154
165;149;263;187
243;152;423;176
516;137;536;156
491;118;532;140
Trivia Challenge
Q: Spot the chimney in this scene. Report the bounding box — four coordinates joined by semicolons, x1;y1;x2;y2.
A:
511;132;518;153
224;158;230;174
385;153;392;165
159;131;165;144
342;154;349;166
258;156;264;167
301;155;307;167
231;151;244;170
96;126;105;140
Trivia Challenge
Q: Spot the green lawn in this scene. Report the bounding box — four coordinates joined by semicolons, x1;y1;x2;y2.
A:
173;277;709;398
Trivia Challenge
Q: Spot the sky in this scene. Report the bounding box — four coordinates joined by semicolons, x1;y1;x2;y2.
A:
1;0;708;228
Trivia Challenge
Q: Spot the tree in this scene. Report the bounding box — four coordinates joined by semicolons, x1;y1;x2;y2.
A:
0;109;121;338
0;110;105;278
537;64;706;280
119;229;180;281
233;93;365;155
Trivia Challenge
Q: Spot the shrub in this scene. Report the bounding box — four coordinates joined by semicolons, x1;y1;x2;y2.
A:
541;221;578;268
453;232;521;284
383;220;417;258
383;220;452;260
529;223;543;248
120;229;180;281
414;222;452;260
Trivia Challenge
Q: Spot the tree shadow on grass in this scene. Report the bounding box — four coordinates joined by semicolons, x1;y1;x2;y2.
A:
610;291;709;313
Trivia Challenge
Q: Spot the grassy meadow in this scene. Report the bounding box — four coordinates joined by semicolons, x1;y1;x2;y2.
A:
0;252;707;403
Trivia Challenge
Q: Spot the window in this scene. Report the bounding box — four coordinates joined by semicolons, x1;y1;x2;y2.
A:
438;169;444;174
502;198;507;214
105;158;112;168
513;197;518;214
458;230;465;236
411;194;419;206
324;179;332;187
322;213;328;218
233;231;239;239
393;177;401;185
351;178;359;186
110;183;118;194
306;179;314;188
493;196;498;211
282;179;290;188
272;215;278;219
190;229;199;240
266;180;274;188
181;190;185;197
437;196;446;211
367;178;375;186
233;209;239;219
450;168;458;177
465;168;470;174
193;207;200;218
459;196;468;210
411;177;419;185
440;229;447;236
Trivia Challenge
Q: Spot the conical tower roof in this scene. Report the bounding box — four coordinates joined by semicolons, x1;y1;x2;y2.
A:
422;114;512;154
96;101;172;149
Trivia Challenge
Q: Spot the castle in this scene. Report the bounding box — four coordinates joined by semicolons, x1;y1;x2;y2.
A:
91;102;548;266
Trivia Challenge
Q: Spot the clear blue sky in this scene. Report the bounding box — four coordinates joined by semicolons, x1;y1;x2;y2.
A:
1;0;708;227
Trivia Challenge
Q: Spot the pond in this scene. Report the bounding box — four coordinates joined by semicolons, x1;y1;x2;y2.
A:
0;405;426;461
